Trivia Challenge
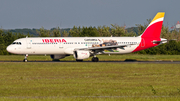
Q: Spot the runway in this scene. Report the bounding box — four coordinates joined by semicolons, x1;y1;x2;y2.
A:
1;60;180;64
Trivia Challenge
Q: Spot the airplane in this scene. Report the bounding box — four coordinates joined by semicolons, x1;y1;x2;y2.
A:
6;12;167;62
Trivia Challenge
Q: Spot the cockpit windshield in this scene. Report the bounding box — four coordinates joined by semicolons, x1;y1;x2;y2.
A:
12;42;21;45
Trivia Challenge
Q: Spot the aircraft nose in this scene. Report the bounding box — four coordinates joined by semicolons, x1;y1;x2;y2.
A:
6;45;14;53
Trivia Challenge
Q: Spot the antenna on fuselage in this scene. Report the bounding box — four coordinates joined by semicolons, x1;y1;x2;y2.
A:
26;36;28;38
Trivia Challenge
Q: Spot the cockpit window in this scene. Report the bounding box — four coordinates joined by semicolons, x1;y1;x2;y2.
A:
12;42;21;45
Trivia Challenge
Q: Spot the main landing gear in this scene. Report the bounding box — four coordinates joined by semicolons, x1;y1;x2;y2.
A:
92;56;99;62
23;54;28;62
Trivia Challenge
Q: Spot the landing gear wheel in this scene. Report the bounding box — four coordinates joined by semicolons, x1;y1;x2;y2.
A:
76;59;83;62
23;59;28;62
92;57;99;62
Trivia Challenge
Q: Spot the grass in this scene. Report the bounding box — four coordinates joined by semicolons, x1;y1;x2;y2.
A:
0;62;180;100
0;54;180;61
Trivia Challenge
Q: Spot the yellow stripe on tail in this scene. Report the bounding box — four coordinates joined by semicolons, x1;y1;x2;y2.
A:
150;12;165;24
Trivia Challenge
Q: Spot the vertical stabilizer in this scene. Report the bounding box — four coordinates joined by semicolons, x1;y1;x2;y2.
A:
140;12;165;38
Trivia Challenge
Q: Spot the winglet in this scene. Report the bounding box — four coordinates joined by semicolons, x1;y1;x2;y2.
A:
140;12;165;38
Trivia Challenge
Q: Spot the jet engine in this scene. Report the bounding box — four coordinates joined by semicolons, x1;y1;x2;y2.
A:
50;54;69;59
73;50;90;60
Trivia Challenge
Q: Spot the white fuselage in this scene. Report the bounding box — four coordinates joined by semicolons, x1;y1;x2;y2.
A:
7;37;141;55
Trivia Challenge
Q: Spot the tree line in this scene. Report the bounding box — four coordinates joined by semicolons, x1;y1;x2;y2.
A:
1;21;180;55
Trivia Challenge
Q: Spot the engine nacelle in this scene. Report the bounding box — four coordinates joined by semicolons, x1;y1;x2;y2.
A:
73;50;90;60
50;55;69;59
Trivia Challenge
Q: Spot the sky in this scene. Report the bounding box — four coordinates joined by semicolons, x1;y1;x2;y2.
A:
0;0;180;29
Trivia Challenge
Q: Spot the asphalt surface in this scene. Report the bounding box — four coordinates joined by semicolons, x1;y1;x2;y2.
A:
1;60;180;64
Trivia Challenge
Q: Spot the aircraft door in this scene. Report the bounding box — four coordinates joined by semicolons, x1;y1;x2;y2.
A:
59;42;63;48
26;39;32;49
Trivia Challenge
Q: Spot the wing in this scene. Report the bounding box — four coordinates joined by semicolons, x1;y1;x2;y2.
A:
76;44;135;52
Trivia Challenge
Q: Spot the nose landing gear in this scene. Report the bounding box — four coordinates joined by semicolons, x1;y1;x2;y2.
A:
23;54;28;62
